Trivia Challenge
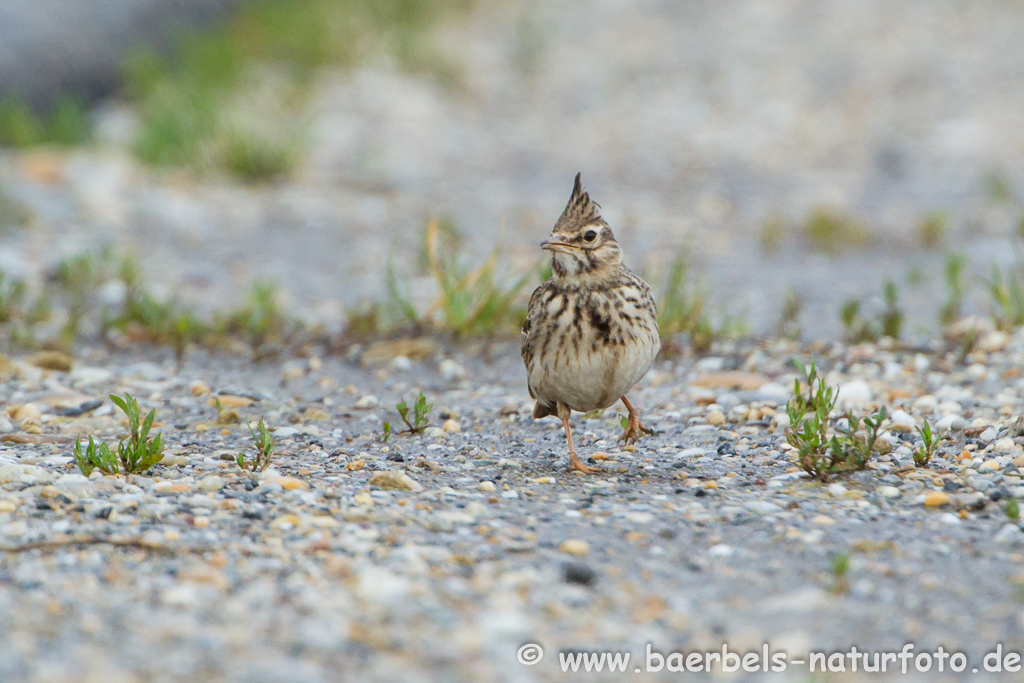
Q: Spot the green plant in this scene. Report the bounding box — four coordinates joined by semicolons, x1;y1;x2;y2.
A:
73;436;119;476
237;418;275;472
758;214;785;254
657;251;706;337
840;281;903;343
786;360;889;482
1008;498;1020;521
987;261;1024;330
218;129;295;182
110;393;165;473
396;392;432;434
918;211;949;249
74;393;165;475
379;421;392;443
913;420;938;467
123;0;468;175
777;288;803;340
214;280;296;359
0;95;90;148
803;207;868;253
422;219;531;337
830;552;851;594
939;253;968;326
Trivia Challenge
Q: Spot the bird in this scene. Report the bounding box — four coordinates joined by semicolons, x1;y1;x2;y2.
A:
521;173;661;474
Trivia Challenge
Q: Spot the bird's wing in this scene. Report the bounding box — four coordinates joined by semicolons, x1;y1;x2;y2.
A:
520;281;551;368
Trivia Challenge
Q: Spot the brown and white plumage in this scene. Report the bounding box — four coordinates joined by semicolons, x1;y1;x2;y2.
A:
521;173;660;473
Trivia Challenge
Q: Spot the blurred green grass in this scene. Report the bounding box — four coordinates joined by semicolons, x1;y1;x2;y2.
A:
125;0;473;178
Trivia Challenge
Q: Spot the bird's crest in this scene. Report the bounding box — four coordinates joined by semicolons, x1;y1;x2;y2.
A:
553;173;606;233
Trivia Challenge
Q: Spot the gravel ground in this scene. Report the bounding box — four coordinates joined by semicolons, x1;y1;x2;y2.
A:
2;332;1024;682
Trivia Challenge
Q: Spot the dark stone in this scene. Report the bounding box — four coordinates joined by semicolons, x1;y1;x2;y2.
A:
563;562;597;586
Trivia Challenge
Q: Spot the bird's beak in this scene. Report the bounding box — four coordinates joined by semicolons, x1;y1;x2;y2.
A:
540;239;576;255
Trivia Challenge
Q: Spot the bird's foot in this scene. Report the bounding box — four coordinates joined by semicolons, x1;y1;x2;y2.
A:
619;413;654;444
568;452;603;474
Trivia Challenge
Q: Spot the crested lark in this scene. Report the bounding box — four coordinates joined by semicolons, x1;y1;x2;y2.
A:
521;173;660;474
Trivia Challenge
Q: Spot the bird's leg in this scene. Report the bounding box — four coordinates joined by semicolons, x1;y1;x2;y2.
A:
559;402;601;474
619;395;654;444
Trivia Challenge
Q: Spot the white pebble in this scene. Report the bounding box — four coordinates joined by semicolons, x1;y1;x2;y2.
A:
354;395;378;409
889;409;916;431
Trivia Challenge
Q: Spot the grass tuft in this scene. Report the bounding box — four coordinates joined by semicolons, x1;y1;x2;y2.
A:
786;360;889;482
396;392;432;434
237;418;275;472
803;207;868;253
0;96;90;148
74;393;164;475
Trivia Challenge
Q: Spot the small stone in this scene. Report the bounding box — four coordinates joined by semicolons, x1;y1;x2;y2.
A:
424;426;446;439
706;410;726;425
0;417;13;434
213;395;254;408
162;455;189;467
443;419;461;433
354;395;378;409
924;491;950;507
708;544;734;557
980;427;999;443
811;515;835;525
979;460;1002;473
29;350;73;372
263;476;307;491
563;562;597;586
391;355;412;371
935;414;966;432
879;486;901;499
477;481;497;493
995;524;1023;544
838;380;872;406
827;483;848;497
889;410;916;431
439;359;466;382
13;403;42;423
560;539;590;556
369;470;424;492
198;475;224;492
190;382;211;396
995;438;1018;453
69;367;113;387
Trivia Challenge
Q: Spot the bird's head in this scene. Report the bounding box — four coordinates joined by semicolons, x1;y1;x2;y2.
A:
541;173;622;279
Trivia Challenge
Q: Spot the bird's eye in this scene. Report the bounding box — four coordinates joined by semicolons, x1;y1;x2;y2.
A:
584;230;598;242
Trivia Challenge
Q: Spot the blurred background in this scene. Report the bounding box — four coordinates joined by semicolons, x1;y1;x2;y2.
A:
2;0;1024;344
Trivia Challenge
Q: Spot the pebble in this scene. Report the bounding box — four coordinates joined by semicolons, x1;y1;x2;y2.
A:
198;475;225;492
354;395;378;409
706;410;725;425
889;409;916;431
838;380;872;406
879;486;901;499
424;426;446;439
994;438;1018;453
827;483;848;497
439;359;467;382
935;414;966;431
924;492;950;507
477;481;496;492
563;562;597;586
560;539;590;557
369;470;424;492
443;419;460;433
